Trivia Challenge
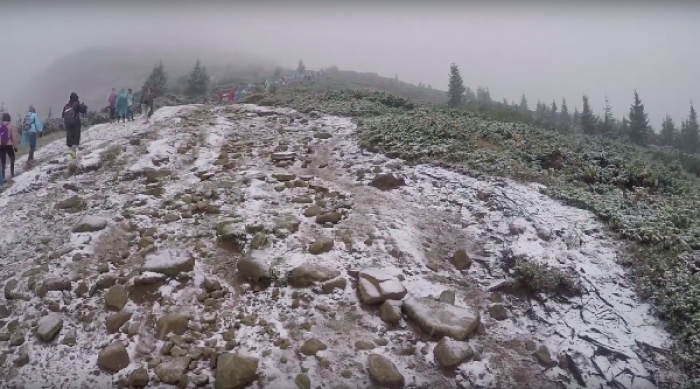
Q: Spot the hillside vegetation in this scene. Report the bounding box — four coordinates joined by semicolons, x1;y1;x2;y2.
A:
252;78;700;377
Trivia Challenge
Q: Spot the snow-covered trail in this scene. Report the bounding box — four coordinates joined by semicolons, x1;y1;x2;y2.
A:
0;104;681;389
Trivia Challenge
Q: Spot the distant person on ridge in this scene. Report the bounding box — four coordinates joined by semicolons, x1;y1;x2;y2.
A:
62;92;88;160
115;88;128;123
107;88;117;124
22;105;43;168
0;113;19;186
140;88;154;124
126;89;135;121
229;86;236;103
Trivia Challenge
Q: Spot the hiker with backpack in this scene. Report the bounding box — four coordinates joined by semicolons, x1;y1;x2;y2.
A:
126;89;135;121
115;88;128;123
107;88;117;124
21;105;43;167
140;88;154;124
0;113;19;186
62;92;88;160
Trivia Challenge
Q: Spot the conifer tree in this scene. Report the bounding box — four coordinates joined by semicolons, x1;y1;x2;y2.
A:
573;107;581;126
660;115;678;147
559;98;570;124
296;60;306;74
681;104;700;153
628;90;649;145
476;87;491;103
519;94;529;112
581;95;596;135
447;63;466;108
185;59;210;98
464;87;476;102
143;61;169;96
601;96;614;134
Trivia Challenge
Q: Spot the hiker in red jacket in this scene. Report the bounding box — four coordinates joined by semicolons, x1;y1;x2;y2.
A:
217;90;224;103
228;87;236;103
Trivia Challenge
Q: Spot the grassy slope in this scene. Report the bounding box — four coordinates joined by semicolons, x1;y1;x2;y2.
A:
255;74;700;377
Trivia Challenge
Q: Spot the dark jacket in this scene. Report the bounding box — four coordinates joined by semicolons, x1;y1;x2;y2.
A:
62;100;88;126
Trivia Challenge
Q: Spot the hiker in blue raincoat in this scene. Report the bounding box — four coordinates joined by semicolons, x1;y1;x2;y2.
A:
115;88;128;123
21;105;43;167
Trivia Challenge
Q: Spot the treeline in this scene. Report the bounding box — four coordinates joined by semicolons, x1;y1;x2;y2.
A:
446;63;700;155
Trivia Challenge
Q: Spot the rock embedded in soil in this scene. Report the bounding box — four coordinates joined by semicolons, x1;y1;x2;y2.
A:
142;249;195;277
357;269;407;304
106;310;133;334
290;263;340;287
54;195;86;212
379;300;403;324
313;131;332;139
315;212;342;225
156;313;190;340
43;277;72;292
217;221;248;247
129;367;150;388
488;304;508;321
97;341;131;372
295;373;311;389
402;296;480;340
321;277;347;294
300;338;328;356
72;215;109;233
451;249;472;270
369;174;406;191
303;205;323;217
104;284;128;310
433;338;474;367
366;353;404;388
308;237;334;255
36;314;63;342
533;345;553;367
272;173;296;182
215;353;259;389
237;254;272;282
155;357;190;384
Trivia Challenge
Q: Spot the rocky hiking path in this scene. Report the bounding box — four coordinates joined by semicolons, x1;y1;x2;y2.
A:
0;104;683;389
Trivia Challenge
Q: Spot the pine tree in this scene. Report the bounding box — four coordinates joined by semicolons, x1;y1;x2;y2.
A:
143;61;169;96
620;118;629;136
519;94;528;112
680;104;700;153
476;87;491;103
549;100;558;123
47;106;53;120
628;90;649;145
581;95;596;135
659;115;678;147
464;87;476;102
296;60;306;74
559;98;570;124
185;59;210;98
447;63;466;108
573;107;581;126
601;96;614;134
535;101;547;121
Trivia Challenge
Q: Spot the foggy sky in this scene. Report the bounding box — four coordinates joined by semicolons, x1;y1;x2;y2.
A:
1;1;698;126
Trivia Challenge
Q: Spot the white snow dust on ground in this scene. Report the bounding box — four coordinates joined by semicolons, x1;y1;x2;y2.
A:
0;103;683;389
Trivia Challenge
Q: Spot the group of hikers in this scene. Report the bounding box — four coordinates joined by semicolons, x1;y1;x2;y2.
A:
106;88;155;125
0;68;324;187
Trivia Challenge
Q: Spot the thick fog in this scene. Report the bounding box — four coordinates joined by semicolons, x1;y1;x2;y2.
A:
1;2;698;126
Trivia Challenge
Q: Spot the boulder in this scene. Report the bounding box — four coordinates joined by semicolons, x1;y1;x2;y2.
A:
106;310;133;334
72;216;109;233
402;296;480;340
300;338;327;356
289;264;340;287
433;338;474;367
215;353;259;389
129;368;150;388
142;249;195;277
104;284;128;310
237;254;271;282
357;269;407;305
155;313;189;340
155;357;190;384
36;314;63;341
369;174;405;191
366;353;404;388
97;341;130;372
451;249;472;270
379;300;402;324
308;237;334;255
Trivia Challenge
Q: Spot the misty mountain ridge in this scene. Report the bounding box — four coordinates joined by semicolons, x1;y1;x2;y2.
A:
11;44;279;118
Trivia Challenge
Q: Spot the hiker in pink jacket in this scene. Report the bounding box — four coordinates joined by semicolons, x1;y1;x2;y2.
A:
107;88;117;124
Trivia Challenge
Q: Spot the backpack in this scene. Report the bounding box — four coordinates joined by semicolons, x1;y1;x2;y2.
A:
23;114;35;132
0;124;10;146
63;104;77;127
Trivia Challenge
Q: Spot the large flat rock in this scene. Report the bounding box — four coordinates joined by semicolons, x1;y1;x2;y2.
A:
142;249;195;277
402;296;480;340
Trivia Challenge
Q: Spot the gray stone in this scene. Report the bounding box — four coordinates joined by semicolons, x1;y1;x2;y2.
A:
155;313;189;340
237;254;271;282
290;264;340;287
379;300;402;325
295;373;311;389
321;277;347;294
488;304;508;321
97;341;130;372
300;338;327;356
533;346;553;367
129;367;150;388
36;314;63;341
104;284;128;310
106;310;133;334
142;249;195;277
308;237;334;255
402;296;480;340
155;357;190;384
43;277;72;291
433;338;474;367
72;215;109;233
439;290;456;305
451;249;472;270
366;353;404;387
357;269;407;304
215;353;259;389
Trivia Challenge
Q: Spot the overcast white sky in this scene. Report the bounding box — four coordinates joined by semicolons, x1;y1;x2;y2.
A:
1;1;698;125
